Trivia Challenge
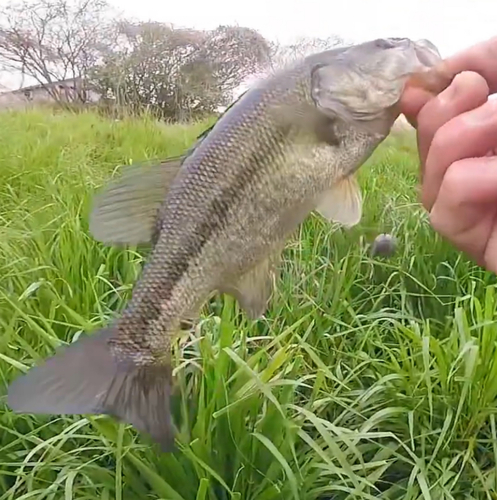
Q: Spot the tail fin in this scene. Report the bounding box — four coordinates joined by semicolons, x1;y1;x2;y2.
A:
6;328;175;451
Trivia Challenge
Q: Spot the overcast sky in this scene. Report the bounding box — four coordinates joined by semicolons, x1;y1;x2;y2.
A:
1;0;496;90
111;0;496;55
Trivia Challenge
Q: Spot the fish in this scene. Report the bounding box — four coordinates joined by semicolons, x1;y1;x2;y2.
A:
6;37;452;451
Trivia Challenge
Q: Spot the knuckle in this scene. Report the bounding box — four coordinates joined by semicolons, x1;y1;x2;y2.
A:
428;205;445;234
429;122;454;160
420;187;433;212
439;162;466;204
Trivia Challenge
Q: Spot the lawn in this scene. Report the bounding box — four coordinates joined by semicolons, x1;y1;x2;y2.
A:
0;108;497;500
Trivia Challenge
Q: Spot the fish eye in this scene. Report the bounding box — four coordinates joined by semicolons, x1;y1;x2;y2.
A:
374;38;395;49
374;37;409;49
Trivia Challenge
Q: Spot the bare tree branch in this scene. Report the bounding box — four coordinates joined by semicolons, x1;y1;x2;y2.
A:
268;34;346;72
0;0;120;102
91;21;272;121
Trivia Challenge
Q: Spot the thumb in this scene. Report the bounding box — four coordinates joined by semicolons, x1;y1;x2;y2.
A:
399;86;433;127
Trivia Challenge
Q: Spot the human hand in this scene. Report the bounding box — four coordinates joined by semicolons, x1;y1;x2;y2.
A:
400;37;497;273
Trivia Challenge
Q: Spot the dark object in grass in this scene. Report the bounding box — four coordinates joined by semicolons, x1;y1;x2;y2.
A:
371;233;397;257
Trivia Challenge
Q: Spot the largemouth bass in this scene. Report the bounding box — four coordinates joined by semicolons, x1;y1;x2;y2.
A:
7;37;451;451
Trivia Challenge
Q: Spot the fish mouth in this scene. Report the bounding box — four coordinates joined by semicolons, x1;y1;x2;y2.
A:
406;39;453;95
369;37;442;74
413;39;442;68
375;37;411;50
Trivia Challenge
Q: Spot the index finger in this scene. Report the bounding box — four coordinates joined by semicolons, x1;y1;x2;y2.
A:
444;36;497;94
400;36;497;125
399;86;433;127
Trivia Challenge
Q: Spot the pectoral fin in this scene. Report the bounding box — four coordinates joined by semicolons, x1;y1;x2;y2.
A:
89;158;183;246
315;174;363;227
220;254;282;320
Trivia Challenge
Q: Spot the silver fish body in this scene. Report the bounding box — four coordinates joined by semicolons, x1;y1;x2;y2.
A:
6;37;449;450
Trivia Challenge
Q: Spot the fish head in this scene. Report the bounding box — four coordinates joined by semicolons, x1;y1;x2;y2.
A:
310;37;452;133
338;37;442;74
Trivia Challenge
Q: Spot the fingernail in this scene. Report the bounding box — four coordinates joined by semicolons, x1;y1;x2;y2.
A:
463;98;497;125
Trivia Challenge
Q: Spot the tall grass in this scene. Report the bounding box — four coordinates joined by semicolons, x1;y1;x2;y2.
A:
0;108;496;499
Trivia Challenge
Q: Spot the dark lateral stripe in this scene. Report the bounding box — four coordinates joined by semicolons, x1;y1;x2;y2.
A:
179;126;288;282
133;113;291;331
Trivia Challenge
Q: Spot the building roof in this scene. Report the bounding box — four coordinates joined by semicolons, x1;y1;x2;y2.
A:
8;77;83;94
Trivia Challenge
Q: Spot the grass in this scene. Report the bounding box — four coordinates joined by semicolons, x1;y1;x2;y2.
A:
0;108;496;500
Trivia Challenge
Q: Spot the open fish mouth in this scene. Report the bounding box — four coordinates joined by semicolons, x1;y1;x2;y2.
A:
401;38;453;95
413;38;443;68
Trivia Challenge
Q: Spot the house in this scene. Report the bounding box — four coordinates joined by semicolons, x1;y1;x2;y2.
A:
0;77;101;109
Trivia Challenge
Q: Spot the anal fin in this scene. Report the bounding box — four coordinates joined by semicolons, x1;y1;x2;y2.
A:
220;254;282;320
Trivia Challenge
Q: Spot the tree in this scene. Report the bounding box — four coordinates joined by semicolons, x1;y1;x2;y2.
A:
0;0;119;102
269;34;346;71
91;21;273;121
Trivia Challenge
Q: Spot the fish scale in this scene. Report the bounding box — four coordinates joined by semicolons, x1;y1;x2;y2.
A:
7;37;452;451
